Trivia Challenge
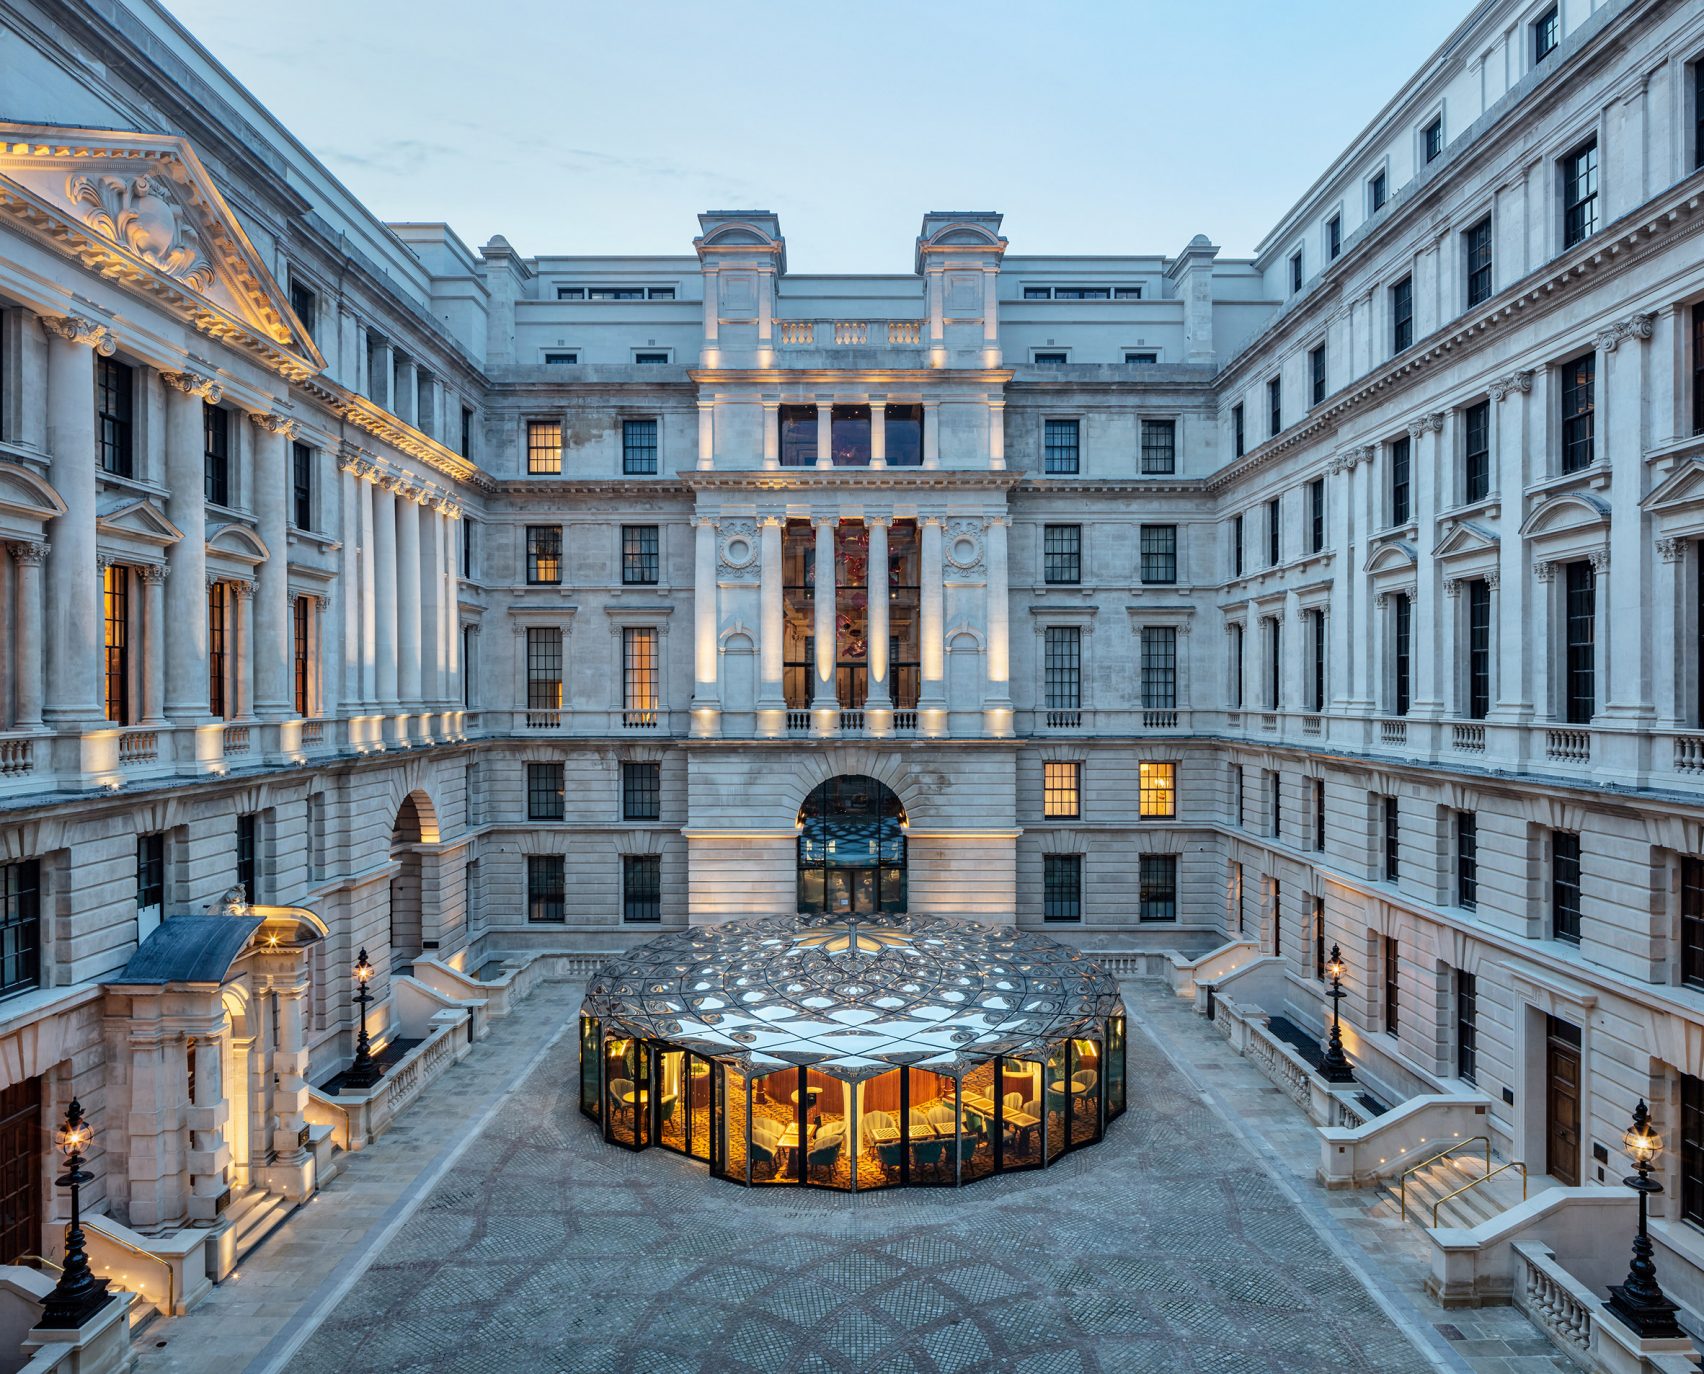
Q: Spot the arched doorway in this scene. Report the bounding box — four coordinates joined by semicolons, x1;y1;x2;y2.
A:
389;793;428;965
796;775;906;915
219;987;253;1191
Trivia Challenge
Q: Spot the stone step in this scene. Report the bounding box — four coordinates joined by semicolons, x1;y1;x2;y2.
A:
1384;1153;1526;1229
229;1189;294;1258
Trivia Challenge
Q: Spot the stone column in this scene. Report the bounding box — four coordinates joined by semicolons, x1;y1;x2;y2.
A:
815;399;833;469
919;515;947;735
987;399;1006;471
692;516;720;736
187;1031;229;1219
869;398;887;470
761;401;780;470
865;517;891;727
373;481;399;717
422;507;444;708
396;492;422;717
162;367;219;721
697;400;715;471
7;542;47;729
1601;315;1655;726
1492;371;1534;721
249;414;295;720
1410;413;1445;718
338;455;362;710
983;515;1012;736
396;357;418;426
811;516;838;728
40;318;111;726
1327;451;1357;712
232;579;255;720
757;515;784;729
268;984;312;1192
138;563;168;725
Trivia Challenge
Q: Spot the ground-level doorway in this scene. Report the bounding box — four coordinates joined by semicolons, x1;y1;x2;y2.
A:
1545;1014;1582;1186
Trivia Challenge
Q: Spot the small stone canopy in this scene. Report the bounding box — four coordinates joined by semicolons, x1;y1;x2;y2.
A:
112;907;325;985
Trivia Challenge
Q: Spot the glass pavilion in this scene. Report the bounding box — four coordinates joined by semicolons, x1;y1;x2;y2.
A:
578;913;1126;1188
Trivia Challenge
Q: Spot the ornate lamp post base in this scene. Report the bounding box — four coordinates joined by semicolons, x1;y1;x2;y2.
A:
1605;1279;1683;1341
1319;944;1355;1084
344;948;383;1089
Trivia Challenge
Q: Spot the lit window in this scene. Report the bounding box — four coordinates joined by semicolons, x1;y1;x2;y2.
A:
527;419;563;475
624;627;659;724
103;563;130;724
1139;761;1176;818
1043;762;1080;819
526;525;562;585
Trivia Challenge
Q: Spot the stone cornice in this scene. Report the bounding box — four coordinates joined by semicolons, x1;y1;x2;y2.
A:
681;469;1025;492
687;368;1015;387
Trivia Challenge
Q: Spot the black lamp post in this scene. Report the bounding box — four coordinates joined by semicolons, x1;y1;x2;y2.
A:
1605;1099;1684;1339
38;1099;113;1330
344;948;382;1089
1319;943;1355;1084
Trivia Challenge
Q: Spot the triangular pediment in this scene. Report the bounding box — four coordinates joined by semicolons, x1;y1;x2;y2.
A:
96;497;183;548
1643;458;1704;518
0;124;323;380
0;459;67;527
1432;520;1499;563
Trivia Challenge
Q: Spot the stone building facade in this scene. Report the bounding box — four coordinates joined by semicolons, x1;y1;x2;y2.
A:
1;0;1703;1303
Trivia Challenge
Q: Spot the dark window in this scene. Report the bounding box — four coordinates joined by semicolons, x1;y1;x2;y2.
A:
526;525;562;585
1266;617;1282;709
1313;896;1327;979
1124;351;1158;365
633;351;670;365
1465;218;1493;307
1266;498;1281;567
1043;627;1081;710
137;833;164;917
1467;579;1492;720
1562;140;1598;248
1043;525;1081;585
1138;855;1177;921
293;596;311;717
622;418;658;474
1308;608;1326;711
1234;764;1245;828
885;403;923;467
527;855;565;923
623;761;661;821
1141;627;1177;709
623;856;661;922
1327;215;1342;260
1369;170;1388;213
1552;830;1582;943
830;404;871;466
1022;286;1051;299
1309;477;1325;553
647;287;675;300
1383;796;1400;883
1696;58;1704;172
1565;560;1596;723
1033;351;1068;366
291;441;313;529
1268;377;1282;437
0;860;42;997
1140;525;1177;584
1423;116;1443;163
1313;778;1326;852
1383;935;1400;1034
1114;287;1143;299
1272;879;1282;956
1684;858;1704;991
103;563;129;724
1053;287;1109;300
1456;970;1478;1082
1309;344;1327;406
1141;419;1176;474
1560;352;1596;473
1457;812;1478;909
1043;419;1080;474
236;813;258;901
207;583;226;719
1391;276;1413;354
557;287;585;300
289;278;316;333
543;351;578;365
1043;855;1082;922
526;627;563;710
462;519;475;579
1464;400;1491;502
203;404;230;506
461;405;474;456
1390;435;1412;525
1289;251;1303;294
96;358;133;477
779;404;817;467
1683;1073;1704;1227
1270;772;1283;838
1232;404;1245;458
1693;304;1704;436
527;762;564;821
1231;625;1245;709
1231;514;1244;577
1393;592;1412;717
621;525;659;585
1533;5;1559;63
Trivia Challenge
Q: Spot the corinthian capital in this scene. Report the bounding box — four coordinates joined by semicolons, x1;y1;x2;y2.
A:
162;369;224;404
249;411;299;439
6;541;49;565
41;315;116;356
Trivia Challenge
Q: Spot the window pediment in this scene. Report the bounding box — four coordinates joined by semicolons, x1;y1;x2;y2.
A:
204;520;270;570
1518;490;1609;544
1432;520;1499;581
1362;540;1418;578
96;496;183;551
0;459;67;533
1642;458;1704;539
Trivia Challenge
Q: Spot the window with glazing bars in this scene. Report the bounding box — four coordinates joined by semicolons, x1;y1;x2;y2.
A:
1043;525;1080;584
1139;761;1176;818
1393;592;1412;716
1369;170;1387;212
236;813;258;901
1424;116;1443;163
1042;855;1081;922
527;855;565;922
1456;970;1478;1082
1043;419;1080;474
525;627;562;709
1043;762;1080;819
1684;858;1704;991
1464;218;1493;307
1140;525;1177;584
1230;625;1245;708
1232;404;1245;457
207;582;226;718
621;525;659;585
293;596;311;717
623;855;661;922
527;419;563;474
1327;215;1342;260
1565;561;1595;723
103;563;129;724
1309;477;1325;553
623;627;658;719
292;440;313;529
1552;830;1582;943
622;761;661;821
97;358;133;476
1683;1073;1704;1227
1467;579;1491;719
1231;513;1244;576
1309;344;1326;406
1265;617;1281;709
1533;4;1558;62
1390;435;1412;525
1308;609;1326;711
1140;628;1176;709
1383;935;1400;1033
1043;627;1080;709
1233;764;1245;827
1693;304;1704;436
1313;777;1326;851
137;834;164;913
1267;377;1281;437
1562;141;1598;247
1266;498;1280;566
1140;419;1176;474
1464;400;1491;502
526;525;561;584
1457;811;1478;908
1289;251;1303;294
204;404;230;506
527;762;564;820
0;859;41;997
1313;896;1326;978
1560;353;1595;473
622;418;658;474
1139;854;1177;921
1383;796;1399;883
1391;276;1413;354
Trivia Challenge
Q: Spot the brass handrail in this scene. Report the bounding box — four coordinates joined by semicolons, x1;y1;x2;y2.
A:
84;1220;175;1315
15;1253;62;1274
1397;1136;1491;1220
1432;1159;1527;1227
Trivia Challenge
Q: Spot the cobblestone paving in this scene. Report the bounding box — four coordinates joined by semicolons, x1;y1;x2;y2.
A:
284;990;1448;1374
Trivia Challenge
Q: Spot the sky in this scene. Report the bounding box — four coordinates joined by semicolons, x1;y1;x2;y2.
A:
162;0;1477;271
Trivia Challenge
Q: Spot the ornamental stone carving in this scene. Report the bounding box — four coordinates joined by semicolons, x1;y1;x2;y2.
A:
136;562;169;584
1658;537;1686;564
1594;312;1656;353
230;579;255;600
717;520;759;576
1535;561;1556;583
1587;548;1610;573
1489;369;1533;402
1329;445;1372;475
67;172;215;292
40;315;116;356
6;541;49;565
1406;413;1445;439
161;369;223;404
943;520;985;573
249;412;299;439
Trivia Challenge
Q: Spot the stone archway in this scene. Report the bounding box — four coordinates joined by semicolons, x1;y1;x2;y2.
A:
796;775;907;915
388;791;433;965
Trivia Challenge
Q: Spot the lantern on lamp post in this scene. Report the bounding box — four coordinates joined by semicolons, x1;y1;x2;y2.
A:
38;1099;114;1330
344;948;382;1089
1604;1099;1684;1339
1319;943;1355;1084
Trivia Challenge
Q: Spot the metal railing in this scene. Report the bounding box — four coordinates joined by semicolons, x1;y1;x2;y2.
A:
1432;1158;1527;1227
1397;1136;1491;1220
86;1218;176;1314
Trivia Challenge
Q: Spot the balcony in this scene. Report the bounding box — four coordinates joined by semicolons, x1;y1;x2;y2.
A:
119;728;160;766
1043;709;1082;730
775;319;923;348
1545;728;1591;764
1142;709;1179;730
0;734;35;778
1451;722;1485;753
621;709;659;730
221;725;251;757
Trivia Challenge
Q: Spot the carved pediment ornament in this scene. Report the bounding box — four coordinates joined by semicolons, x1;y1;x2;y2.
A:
67;172;215;292
161;369;223;404
40;315;116;356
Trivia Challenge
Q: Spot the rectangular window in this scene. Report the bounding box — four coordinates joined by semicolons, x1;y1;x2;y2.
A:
623;761;661;821
623;627;659;722
1309;477;1325;553
1233;764;1246;827
207;582;226;719
1270;772;1283;838
462;519;475;579
1457;811;1478;909
1266;498;1280;567
543;351;578;365
1391;276;1413;354
1552;830;1582;943
1313;896;1326;979
97;358;134;477
1022;286;1051;299
461;406;474;457
1467;579;1492;720
1044;627;1081;710
1267;376;1282;438
1327;214;1343;260
103;563;129;724
1043;525;1081;585
1683;858;1704;991
1043;762;1080;819
1032;351;1069;366
885;403;923;467
1696;57;1704;172
1139;760;1176;818
0;859;42;997
1313;777;1326;852
1565;560;1596;723
1463;400;1491;503
1309;344;1326;407
623;855;661;923
293;596;311;717
1140;525;1177;584
1560;352;1596;473
633;351;670;365
1124;351;1158;365
1139;854;1178;921
527;855;565;923
1456;970;1478;1083
525;627;563;710
1383;796;1400;883
1562;140;1598;248
1308;608;1326;711
137;833;164;920
527;419;563;475
236;812;258;901
1393;592;1412;717
1423;115;1443;163
1390;435;1412;526
1140;628;1177;711
1464;218;1493;307
1043;419;1080;474
1693;304;1704;436
526;525;562;585
1533;5;1559;63
1265;617;1282;709
204;404;230;506
622;418;659;474
527;762;565;821
289;278;316;333
778;404;817;467
1272;879;1282;957
1369;170;1388;213
1289;251;1303;295
621;525;659;585
1684;1073;1704;1228
1140;419;1176;475
1053;287;1109;300
1232;404;1245;458
1042;855;1082;923
1383;935;1400;1034
1231;513;1244;577
291;440;314;529
1231;625;1245;709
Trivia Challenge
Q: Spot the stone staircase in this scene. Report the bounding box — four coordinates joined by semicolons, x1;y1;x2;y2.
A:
227;1187;295;1261
1384;1147;1529;1229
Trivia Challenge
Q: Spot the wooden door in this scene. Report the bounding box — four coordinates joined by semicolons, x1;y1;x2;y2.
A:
0;1077;42;1263
1545;1016;1582;1186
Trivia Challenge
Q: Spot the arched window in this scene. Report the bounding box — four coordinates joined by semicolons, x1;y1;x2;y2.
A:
796;775;906;914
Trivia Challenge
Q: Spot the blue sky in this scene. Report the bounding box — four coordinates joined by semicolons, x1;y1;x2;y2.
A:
164;0;1476;269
